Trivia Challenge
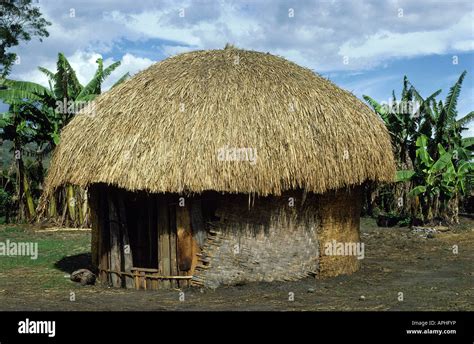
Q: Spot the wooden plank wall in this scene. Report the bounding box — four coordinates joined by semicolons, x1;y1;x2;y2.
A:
95;188;200;289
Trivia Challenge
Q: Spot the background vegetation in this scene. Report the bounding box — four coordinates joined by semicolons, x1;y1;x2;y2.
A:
0;0;472;228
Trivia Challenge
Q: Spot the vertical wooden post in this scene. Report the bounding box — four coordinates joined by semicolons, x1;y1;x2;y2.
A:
147;195;158;290
88;186;99;268
148;196;154;267
176;203;195;287
98;185;109;284
134;270;139;290
157;197;171;288
155;197;160;289
169;204;178;288
147;196;154;290
136;196;144;268
108;190;122;287
141;271;146;290
118;193;134;289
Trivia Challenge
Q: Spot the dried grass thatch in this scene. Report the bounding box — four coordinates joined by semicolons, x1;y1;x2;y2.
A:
45;47;395;196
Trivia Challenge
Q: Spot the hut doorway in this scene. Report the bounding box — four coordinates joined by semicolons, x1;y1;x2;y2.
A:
90;185;202;289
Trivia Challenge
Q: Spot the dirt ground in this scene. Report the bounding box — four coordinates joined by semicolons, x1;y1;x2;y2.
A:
0;217;472;311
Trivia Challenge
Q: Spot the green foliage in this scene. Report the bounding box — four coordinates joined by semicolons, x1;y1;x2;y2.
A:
0;186;12;213
397;216;412;227
395;170;415;182
0;0;51;77
0;53;127;149
365;71;473;224
0;52;129;223
398;134;473;221
0;225;91;289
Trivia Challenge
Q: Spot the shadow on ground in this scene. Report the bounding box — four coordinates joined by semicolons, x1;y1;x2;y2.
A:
54;253;93;274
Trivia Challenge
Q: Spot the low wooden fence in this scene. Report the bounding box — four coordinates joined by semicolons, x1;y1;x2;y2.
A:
99;267;193;290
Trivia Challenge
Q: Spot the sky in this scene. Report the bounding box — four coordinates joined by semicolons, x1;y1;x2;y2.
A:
3;0;474;135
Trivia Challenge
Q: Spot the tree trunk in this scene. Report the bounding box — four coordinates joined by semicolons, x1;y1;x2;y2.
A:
23;173;36;220
66;185;76;224
444;194;459;225
81;188;89;227
14;142;26;221
77;187;84;226
48;193;57;218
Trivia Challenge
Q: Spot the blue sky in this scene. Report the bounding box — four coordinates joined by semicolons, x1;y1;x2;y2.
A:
3;0;474;135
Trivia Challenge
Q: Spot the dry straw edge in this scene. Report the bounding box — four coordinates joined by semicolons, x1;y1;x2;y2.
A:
44;47;396;196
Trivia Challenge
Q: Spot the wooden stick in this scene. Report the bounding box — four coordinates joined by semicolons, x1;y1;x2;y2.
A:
37;228;92;232
93;269;194;280
131;267;159;272
134;271;140;290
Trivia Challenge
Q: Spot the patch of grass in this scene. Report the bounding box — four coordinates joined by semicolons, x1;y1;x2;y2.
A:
0;225;91;291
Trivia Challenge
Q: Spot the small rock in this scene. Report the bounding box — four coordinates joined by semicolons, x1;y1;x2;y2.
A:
70;269;96;286
382;267;392;273
359;295;366;301
427;232;436;239
307;288;315;293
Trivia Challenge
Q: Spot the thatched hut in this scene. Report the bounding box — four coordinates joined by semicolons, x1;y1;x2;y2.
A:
44;46;395;289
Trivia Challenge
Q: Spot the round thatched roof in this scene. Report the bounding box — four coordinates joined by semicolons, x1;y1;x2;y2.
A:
45;47;395;196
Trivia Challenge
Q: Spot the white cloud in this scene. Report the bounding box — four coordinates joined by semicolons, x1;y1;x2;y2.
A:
7;0;472;77
102;53;155;90
161;45;195;57
453;40;474;51
2;0;471;136
104;10;203;46
339;12;473;68
94;1;473;72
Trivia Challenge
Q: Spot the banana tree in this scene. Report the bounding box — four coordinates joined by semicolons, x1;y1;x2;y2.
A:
0;53;129;225
0;53;128;148
396;135;473;223
0;106;37;220
363;77;441;216
365;71;473;220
